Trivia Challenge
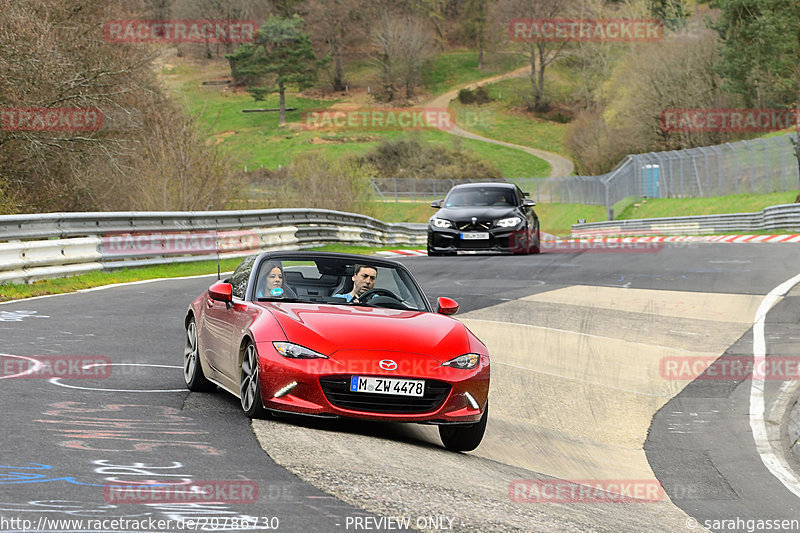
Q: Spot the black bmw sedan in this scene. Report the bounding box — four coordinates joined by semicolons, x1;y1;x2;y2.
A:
427;182;540;255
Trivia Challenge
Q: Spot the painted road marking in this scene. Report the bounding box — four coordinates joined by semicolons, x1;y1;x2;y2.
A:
749;272;800;499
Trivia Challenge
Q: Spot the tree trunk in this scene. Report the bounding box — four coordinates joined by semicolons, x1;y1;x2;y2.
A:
279;81;286;125
533;44;547;112
477;37;484;70
332;53;345;91
331;29;346;91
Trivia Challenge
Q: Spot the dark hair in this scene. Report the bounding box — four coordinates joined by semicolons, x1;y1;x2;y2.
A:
262;262;284;286
353;264;377;276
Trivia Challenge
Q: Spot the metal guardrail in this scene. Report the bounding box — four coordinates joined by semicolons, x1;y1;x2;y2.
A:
0;209;427;284
571;203;800;237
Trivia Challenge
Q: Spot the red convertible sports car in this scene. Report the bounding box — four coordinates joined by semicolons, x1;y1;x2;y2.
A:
184;251;490;452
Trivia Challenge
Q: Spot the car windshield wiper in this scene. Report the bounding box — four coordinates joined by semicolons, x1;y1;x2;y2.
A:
256;297;302;303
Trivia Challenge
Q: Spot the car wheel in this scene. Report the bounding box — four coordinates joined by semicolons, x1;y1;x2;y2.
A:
439;401;488;452
529;228;541;254
184;317;215;392
240;341;269;419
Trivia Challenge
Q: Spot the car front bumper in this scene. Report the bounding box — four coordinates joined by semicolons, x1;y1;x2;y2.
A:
255;344;490;424
428;225;533;253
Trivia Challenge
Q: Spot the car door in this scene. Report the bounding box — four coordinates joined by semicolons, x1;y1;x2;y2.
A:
201;256;254;385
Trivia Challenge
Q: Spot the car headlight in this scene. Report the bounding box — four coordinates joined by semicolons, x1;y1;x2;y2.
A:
441;353;480;370
496;216;522;228
273;342;328;359
431;217;453;229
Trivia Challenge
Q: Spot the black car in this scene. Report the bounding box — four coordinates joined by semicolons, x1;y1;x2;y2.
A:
427;183;540;255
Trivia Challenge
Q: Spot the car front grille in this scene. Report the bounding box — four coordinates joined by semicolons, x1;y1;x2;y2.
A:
319;376;451;414
457;221;492;231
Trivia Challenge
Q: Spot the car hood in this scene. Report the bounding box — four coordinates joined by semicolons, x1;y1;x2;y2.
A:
257;302;467;362
432;206;519;222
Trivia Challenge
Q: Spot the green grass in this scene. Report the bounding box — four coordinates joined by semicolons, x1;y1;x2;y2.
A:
450;76;571;166
617;191;799;220
535;203;607;235
367;201;437;223
0;245;395;303
423;50;527;95
171;64;548;177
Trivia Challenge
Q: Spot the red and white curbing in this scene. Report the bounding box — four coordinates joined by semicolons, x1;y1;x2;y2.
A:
376;250;427;257
568;234;800;244
376;234;800;256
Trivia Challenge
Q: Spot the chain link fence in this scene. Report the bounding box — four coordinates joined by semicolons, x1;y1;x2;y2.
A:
370;134;800;219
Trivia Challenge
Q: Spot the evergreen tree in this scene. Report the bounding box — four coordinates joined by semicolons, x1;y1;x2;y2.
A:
226;15;324;124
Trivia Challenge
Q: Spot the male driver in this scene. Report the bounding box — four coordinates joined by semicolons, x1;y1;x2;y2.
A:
333;264;377;303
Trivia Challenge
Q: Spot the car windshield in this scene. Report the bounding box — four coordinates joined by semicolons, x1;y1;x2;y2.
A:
252;255;429;312
444;187;516;207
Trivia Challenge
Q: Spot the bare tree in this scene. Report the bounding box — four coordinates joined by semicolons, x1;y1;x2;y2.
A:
492;0;570;112
566;26;732;174
301;0;363;91
371;10;437;100
0;0;237;212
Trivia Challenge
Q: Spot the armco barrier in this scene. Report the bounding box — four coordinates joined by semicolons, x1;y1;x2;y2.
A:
572;203;800;237
0;209;427;284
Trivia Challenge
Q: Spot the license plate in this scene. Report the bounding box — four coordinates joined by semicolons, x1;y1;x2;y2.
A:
350;376;425;397
460;232;489;240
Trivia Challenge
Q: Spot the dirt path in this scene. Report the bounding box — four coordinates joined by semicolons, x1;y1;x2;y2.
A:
426;65;575;178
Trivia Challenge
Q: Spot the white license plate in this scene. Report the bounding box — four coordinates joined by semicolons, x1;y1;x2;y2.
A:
350;376;425;397
460;232;489;240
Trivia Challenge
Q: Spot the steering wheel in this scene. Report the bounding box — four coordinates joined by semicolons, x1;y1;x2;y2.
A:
356;288;403;304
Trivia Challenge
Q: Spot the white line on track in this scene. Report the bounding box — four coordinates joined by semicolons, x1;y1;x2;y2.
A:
750;271;800;499
48;363;185;393
0;353;43;379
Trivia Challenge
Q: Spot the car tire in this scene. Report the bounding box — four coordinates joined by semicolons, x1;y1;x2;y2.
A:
439;401;488;452
529;228;541;254
240;341;269;419
184;317;216;392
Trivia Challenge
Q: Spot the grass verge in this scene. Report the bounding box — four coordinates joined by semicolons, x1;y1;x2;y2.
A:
617;191;800;220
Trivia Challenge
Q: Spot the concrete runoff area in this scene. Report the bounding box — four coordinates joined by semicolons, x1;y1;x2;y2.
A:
252;285;765;532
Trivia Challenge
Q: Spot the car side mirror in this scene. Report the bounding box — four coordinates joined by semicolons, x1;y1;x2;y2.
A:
431;199;442;208
523;199;536;207
209;281;233;304
437;297;459;315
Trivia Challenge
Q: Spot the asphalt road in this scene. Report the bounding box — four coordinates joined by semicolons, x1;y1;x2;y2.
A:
0;242;799;532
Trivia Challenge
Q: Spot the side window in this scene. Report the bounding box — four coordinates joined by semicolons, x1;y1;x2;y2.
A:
230;256;256;300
